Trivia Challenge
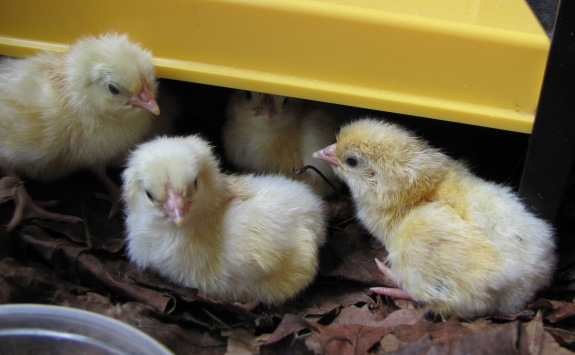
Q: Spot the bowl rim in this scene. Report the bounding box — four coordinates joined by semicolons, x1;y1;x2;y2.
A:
0;303;173;355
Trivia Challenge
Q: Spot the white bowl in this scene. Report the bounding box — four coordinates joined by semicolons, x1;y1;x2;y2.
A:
0;304;173;355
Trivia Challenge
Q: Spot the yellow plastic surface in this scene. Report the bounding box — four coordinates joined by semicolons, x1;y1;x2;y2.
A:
0;0;549;133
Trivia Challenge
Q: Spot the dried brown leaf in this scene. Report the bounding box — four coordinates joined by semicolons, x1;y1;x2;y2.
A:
0;257;78;303
377;308;429;329
522;311;569;354
308;323;391;355
392;322;527;355
320;223;388;285
276;281;374;325
258;314;316;355
331;303;391;327
302;307;430;354
223;328;270;355
265;314;318;345
545;327;575;351
382;335;432;355
378;333;408;353
18;226;176;314
529;298;575;323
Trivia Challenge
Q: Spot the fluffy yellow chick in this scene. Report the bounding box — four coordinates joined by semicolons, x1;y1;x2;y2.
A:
122;135;326;307
313;118;556;318
223;90;341;196
0;33;160;231
108;80;181;168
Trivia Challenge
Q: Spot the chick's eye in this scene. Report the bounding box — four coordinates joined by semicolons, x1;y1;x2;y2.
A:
107;83;121;95
193;178;198;190
344;156;359;167
144;189;155;202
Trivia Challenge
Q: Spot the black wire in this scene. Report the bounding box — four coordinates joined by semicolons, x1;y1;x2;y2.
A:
292;165;341;196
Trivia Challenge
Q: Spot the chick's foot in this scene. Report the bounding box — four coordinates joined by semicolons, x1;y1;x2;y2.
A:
92;167;122;218
370;258;413;300
370;286;413;300
6;181;82;232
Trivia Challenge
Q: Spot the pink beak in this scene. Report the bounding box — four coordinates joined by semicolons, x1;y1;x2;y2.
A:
163;186;188;227
253;94;276;118
129;84;160;115
313;143;340;167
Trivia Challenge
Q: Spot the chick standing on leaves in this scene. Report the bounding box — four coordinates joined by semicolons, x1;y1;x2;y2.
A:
314;118;555;318
123;135;326;307
223;90;340;196
0;33;160;231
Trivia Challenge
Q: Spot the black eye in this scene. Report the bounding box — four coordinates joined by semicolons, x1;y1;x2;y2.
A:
144;189;155;202
345;156;359;167
107;83;121;95
194;178;198;190
244;91;252;100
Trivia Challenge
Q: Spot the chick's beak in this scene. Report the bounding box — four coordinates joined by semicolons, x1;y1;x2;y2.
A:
313;143;340;167
164;188;188;227
253;94;276;118
129;84;160;115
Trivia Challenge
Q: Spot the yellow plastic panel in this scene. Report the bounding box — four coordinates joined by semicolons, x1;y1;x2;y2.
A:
0;0;549;133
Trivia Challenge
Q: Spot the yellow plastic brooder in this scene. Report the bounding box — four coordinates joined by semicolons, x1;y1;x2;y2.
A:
0;0;549;133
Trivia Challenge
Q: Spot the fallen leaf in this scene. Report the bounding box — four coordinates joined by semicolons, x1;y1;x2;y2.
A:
319;223;388;285
529;298;575;323
393;322;527;355
523;312;575;355
545;327;575;350
378;333;407;353
223;328;270;355
307;323;391;355
330;303;390;327
377;308;429;329
259;314;317;354
264;314;318;345
382;335;432;355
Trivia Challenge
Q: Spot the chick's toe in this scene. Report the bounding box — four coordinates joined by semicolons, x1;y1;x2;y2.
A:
7;182;82;232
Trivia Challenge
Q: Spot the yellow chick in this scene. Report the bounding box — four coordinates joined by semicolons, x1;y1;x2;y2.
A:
223;90;341;196
108;80;181;168
122;135;326;307
0;33;160;231
313;118;556;318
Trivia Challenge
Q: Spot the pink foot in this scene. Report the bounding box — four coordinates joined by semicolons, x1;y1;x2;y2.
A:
370;258;413;300
5;178;82;232
370;286;413;300
374;258;401;286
